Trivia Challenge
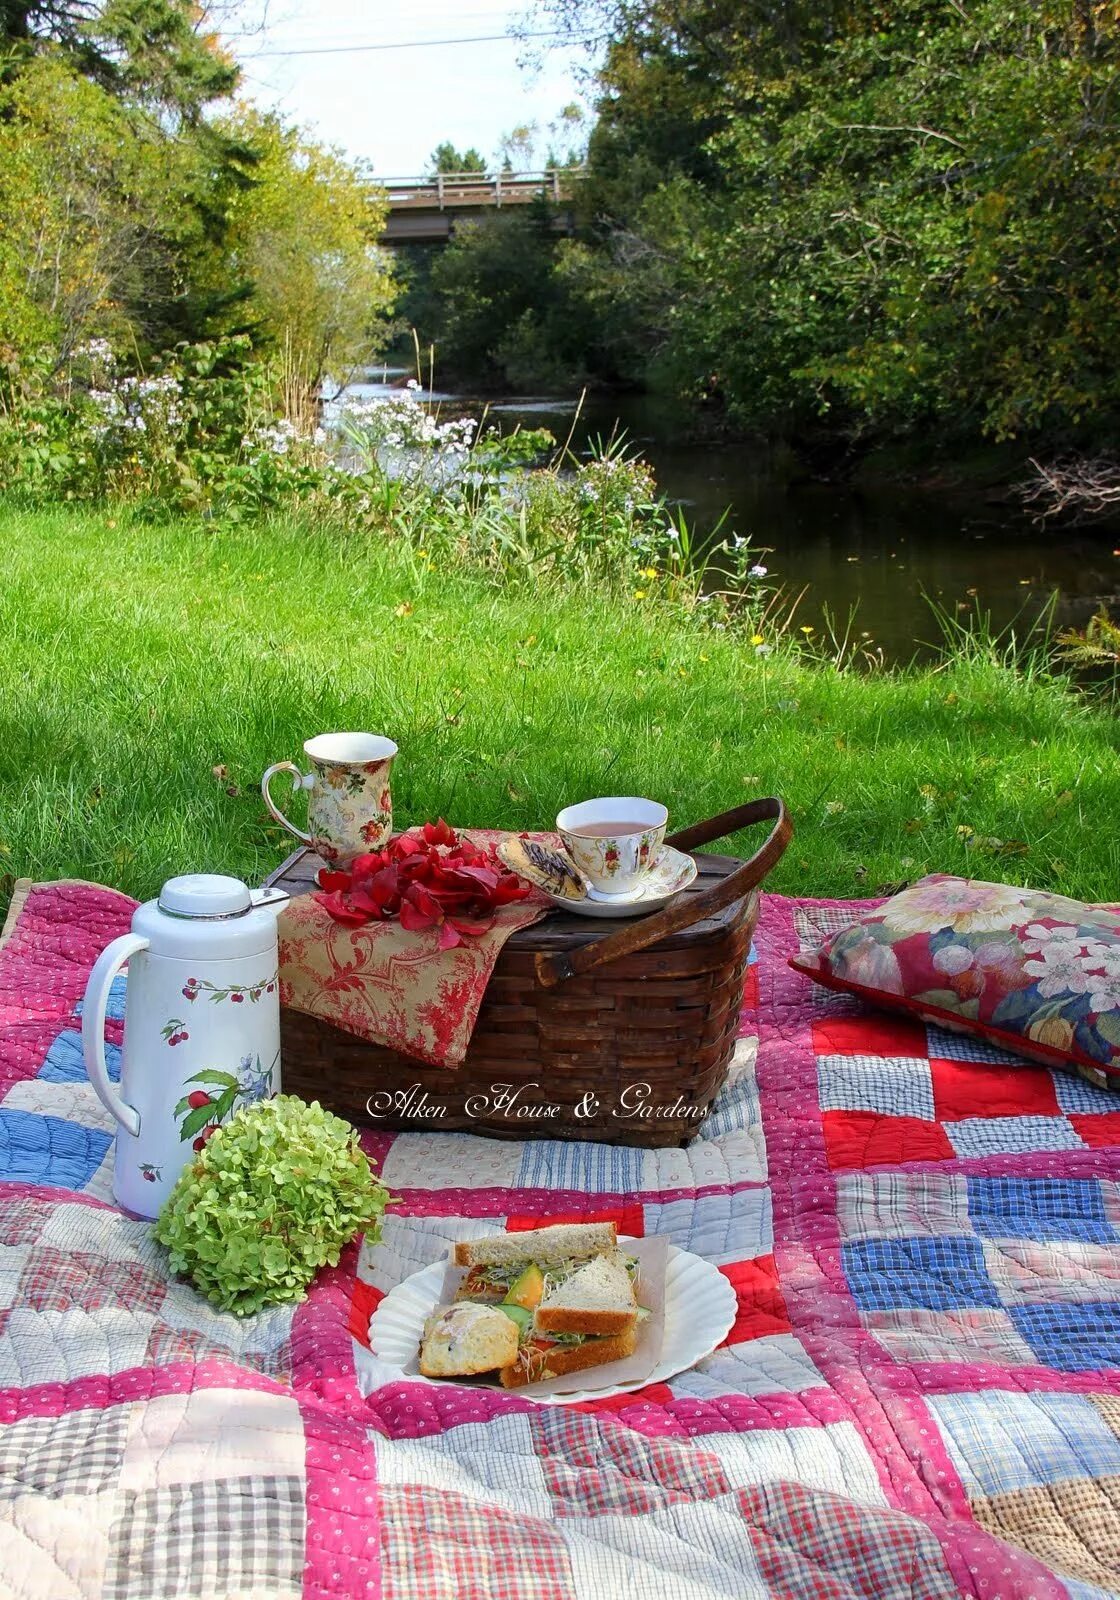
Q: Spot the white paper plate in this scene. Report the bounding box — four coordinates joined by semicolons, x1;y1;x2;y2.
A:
366;1240;737;1404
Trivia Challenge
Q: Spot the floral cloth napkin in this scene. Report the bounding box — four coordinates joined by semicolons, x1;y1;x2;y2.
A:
277;831;551;1068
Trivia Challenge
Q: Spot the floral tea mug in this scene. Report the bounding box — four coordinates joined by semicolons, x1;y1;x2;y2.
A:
262;732;398;863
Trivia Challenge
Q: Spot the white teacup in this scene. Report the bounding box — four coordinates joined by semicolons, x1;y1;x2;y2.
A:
556;797;668;896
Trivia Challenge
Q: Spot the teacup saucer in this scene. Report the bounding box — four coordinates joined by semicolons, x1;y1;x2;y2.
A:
498;838;697;919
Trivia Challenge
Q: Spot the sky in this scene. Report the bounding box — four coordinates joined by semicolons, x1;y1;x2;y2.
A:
223;2;601;177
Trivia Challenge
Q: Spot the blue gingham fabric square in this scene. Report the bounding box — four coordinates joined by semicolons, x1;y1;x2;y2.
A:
924;1027;1021;1066
0;1108;112;1188
929;1390;1120;1497
967;1177;1116;1244
1051;1070;1120;1115
817;1055;935;1121
696;1038;761;1140
946;1116;1086;1159
643;1186;772;1265
515;1138;645;1193
1008;1301;1120;1373
842;1236;999;1312
37;1028;120;1085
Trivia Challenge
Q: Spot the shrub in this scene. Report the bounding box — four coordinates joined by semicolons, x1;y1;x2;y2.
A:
154;1095;392;1315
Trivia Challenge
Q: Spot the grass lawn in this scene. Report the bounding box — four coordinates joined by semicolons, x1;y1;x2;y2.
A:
2;502;1119;913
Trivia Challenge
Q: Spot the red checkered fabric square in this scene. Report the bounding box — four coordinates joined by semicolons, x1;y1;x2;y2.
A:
537;1409;729;1517
19;1245;167;1315
379;1484;575;1600
505;1204;645;1237
822;1110;955;1170
929;1057;1060;1122
0;1192;54;1246
739;1480;958;1600
1069;1112;1120;1148
719;1254;792;1343
813;1014;930;1059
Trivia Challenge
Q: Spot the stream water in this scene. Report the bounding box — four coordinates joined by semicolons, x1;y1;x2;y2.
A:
341;372;1120;662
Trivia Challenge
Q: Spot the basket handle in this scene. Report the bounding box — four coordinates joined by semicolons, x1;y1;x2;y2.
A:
534;797;791;988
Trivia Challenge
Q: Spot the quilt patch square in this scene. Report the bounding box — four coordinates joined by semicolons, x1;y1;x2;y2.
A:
102;1474;304;1600
836;1172;971;1241
967;1177;1116;1244
812;1013;930;1059
981;1238;1120;1307
739;1479;959;1600
515;1139;647;1194
701;1420;888;1508
861;1307;1037;1366
929;1058;1061;1122
719;1254;792;1343
1008;1301;1120;1373
0;1403;130;1500
929;1390;1120;1497
538;1409;729;1517
822;1110;954;1170
0;1108;112;1188
120;1388;305;1490
18;1245;167;1316
1069;1112;1120;1148
1052;1071;1120;1115
817;1055;935;1121
947;1115;1086;1158
37;1028;120;1085
970;1478;1120;1597
842;1236;999;1312
379;1483;574;1600
924;1026;1023;1066
375;1415;555;1522
642;1187;772;1266
696;1041;762;1140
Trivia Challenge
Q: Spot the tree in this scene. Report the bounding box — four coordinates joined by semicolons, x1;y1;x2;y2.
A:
428;141;487;175
210;108;396;406
525;0;1120;447
0;51;206;364
1;0;238;118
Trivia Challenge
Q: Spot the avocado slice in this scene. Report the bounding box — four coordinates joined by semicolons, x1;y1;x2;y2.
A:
504;1262;544;1310
496;1303;533;1335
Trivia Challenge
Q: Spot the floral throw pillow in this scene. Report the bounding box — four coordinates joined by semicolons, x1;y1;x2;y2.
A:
790;874;1120;1089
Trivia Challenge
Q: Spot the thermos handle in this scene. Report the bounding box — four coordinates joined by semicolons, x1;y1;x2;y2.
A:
261;761;313;845
82;933;147;1137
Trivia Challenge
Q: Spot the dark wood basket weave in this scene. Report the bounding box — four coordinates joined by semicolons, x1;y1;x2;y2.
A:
267;799;791;1147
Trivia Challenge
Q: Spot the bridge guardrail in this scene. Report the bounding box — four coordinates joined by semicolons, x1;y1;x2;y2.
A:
377;169;586;210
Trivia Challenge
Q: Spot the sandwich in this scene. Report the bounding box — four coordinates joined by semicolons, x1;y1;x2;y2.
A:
417;1221;646;1388
418;1302;520;1378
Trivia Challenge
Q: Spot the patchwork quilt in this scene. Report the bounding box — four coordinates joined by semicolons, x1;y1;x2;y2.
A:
1;880;1119;1599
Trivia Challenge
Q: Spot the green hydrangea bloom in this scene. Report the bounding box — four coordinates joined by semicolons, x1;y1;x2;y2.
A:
154;1095;392;1316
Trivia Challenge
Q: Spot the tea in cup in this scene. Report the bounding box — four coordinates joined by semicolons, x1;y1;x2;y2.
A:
556;796;668;896
262;733;397;863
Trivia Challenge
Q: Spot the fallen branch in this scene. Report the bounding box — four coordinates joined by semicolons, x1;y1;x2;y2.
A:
1021;454;1120;525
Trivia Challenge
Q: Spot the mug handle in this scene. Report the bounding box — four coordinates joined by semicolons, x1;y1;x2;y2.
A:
261;762;313;845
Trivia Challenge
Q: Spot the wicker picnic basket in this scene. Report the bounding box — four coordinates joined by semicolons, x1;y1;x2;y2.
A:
267;798;791;1147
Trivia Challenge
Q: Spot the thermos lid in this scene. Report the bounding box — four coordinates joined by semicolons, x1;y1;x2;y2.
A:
158;874;252;919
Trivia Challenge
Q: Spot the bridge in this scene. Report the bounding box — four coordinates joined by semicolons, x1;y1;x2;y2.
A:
377;169;584;242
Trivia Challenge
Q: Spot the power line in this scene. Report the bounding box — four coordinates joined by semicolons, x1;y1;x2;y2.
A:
244;28;591;59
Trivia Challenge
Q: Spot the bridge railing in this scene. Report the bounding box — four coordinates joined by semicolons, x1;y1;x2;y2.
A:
378;169;586;210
